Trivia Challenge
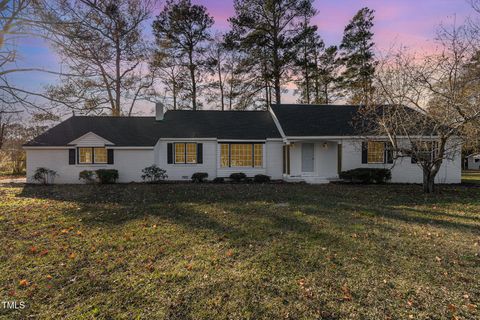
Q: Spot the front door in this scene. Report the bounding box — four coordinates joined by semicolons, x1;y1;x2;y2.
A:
302;143;314;173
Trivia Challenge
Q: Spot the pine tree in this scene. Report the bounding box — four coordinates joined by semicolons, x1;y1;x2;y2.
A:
227;0;316;107
314;45;341;104
294;15;323;104
339;7;376;104
153;0;214;110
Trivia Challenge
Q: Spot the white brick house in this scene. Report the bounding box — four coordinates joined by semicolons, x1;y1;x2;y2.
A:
23;104;462;184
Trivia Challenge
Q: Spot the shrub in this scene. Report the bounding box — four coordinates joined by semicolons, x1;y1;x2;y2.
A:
191;172;208;183
212;177;225;183
95;169;119;184
141;165;167;183
254;174;271;183
229;172;246;182
32;167;57;185
79;170;96;184
339;168;391;184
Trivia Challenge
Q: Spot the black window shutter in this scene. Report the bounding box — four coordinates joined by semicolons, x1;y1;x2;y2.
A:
167;143;173;164
361;142;368;164
107;149;114;164
411;154;417;164
197;143;203;164
68;149;76;165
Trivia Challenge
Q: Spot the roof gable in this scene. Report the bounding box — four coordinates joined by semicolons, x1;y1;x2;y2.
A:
68;132;114;146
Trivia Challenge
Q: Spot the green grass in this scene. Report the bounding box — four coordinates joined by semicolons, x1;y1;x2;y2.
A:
463;170;480;185
0;183;479;319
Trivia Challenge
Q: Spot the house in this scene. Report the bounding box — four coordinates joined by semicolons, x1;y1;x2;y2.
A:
465;153;480;170
23;104;462;184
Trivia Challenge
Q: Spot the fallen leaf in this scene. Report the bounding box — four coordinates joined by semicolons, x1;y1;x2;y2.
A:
448;303;457;313
226;249;233;257
467;304;477;311
19;279;29;287
68;252;76;259
40;249;49;256
29;246;38;254
46;275;53;280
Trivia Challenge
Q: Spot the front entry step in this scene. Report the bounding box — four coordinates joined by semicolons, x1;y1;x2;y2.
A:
283;175;331;184
303;176;330;184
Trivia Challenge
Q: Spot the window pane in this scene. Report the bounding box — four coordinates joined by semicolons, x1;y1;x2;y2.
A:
186;143;197;164
79;148;93;164
94;148;107;163
175;143;185;163
254;144;263;167
230;144;252;167
220;144;229;167
367;141;384;163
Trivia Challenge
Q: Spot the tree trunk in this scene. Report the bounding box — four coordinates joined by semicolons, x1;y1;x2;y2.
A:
188;49;197;110
217;59;225;111
114;31;121;116
422;169;435;193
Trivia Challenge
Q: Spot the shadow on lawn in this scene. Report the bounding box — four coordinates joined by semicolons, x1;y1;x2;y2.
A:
17;183;480;236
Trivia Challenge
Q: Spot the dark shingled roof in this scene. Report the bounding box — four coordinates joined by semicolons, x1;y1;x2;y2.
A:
271;104;359;136
24;110;281;147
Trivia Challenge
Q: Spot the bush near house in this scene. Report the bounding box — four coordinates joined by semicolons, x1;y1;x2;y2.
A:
78;170;96;184
95;169;119;184
141;165;168;183
212;177;225;183
254;174;271;183
229;172;247;182
340;168;392;184
191;172;208;183
32;167;57;185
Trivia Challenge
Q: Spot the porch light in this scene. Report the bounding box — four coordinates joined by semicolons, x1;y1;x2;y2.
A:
323;142;328;149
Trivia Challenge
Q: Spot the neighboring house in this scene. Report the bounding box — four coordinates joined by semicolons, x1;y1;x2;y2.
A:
465;153;480;170
23;104;462;184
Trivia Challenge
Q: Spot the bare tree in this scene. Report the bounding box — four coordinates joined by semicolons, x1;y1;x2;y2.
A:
361;23;480;193
33;0;157;116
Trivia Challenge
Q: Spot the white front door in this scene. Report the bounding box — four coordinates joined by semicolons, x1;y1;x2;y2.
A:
302;143;314;173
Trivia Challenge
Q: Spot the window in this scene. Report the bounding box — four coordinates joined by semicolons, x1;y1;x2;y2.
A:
94;148;107;163
254;144;263;167
186;143;197;164
231;144;252;167
175;143;197;164
412;141;438;162
220;143;263;168
78;147;107;164
221;144;229;167
79;147;93;164
367;141;385;164
175;143;185;163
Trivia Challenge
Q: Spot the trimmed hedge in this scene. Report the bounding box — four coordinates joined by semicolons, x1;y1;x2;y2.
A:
212;177;225;183
142;165;167;183
95;169;119;184
229;172;246;182
79;170;96;184
191;172;208;183
339;168;392;184
254;174;271;183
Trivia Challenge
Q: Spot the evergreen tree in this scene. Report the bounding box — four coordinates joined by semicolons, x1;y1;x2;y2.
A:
314;45;341;104
339;7;376;104
294;15;323;104
153;0;214;110
227;0;316;107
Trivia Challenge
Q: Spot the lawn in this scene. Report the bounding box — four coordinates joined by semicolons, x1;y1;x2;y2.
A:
0;183;479;319
463;170;480;185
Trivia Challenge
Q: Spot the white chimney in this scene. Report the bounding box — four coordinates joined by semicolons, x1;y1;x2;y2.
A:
155;102;164;121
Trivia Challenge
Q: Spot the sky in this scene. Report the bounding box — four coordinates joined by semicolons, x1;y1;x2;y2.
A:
11;0;475;113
